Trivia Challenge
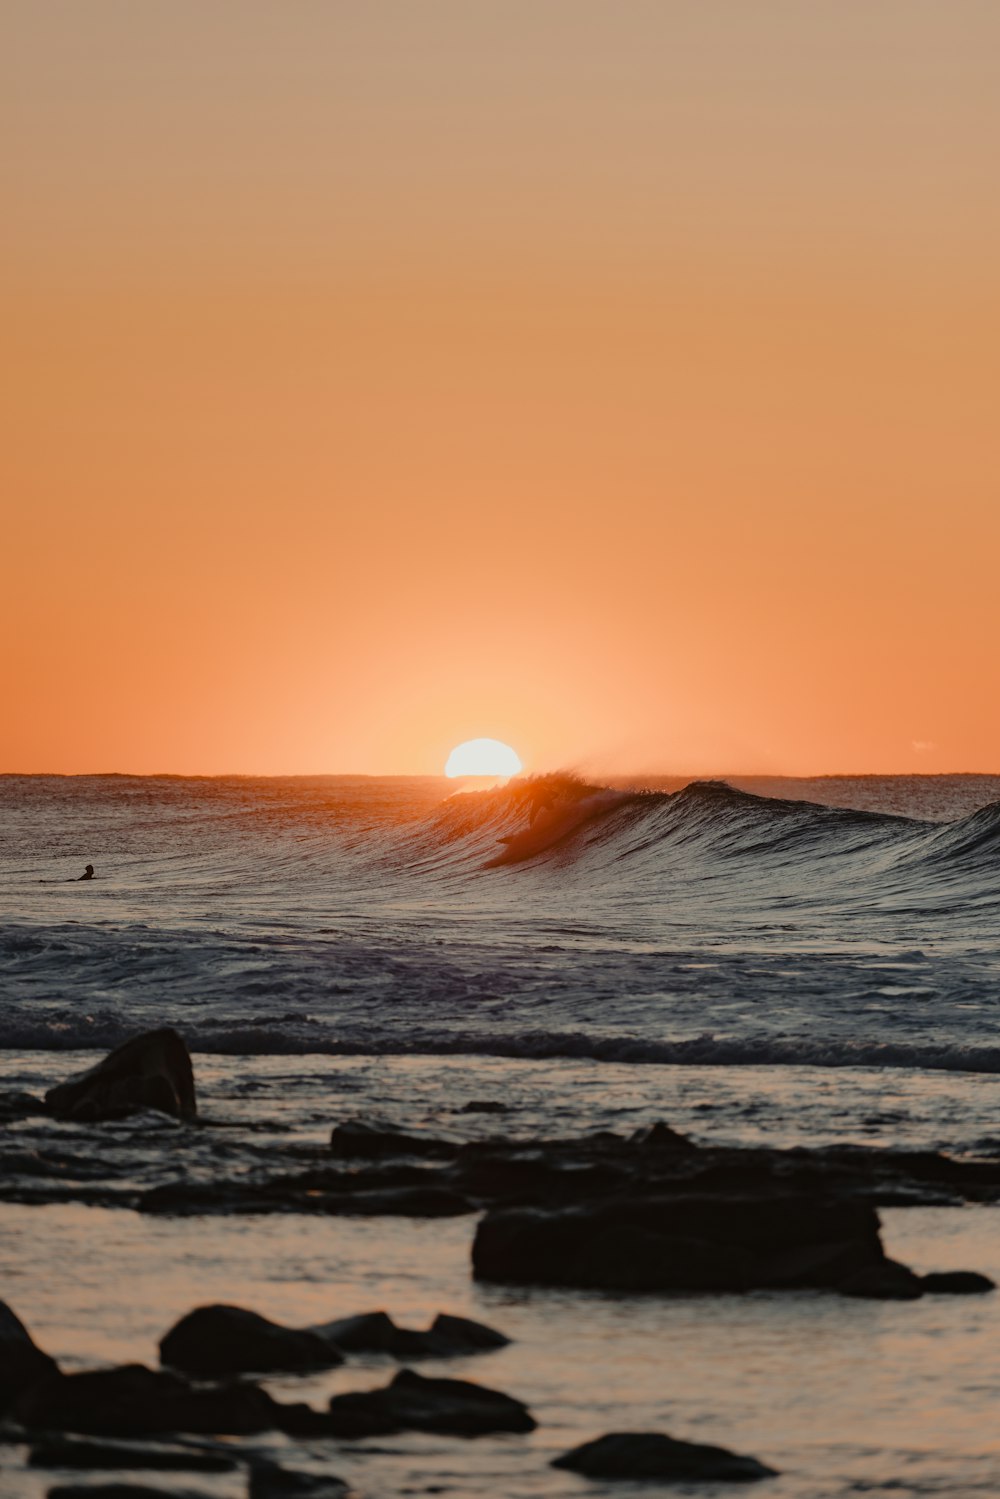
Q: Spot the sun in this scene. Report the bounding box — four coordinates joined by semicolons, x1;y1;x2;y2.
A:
445;738;523;778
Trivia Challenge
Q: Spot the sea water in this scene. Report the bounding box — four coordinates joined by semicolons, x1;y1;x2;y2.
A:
2;773;1000;1497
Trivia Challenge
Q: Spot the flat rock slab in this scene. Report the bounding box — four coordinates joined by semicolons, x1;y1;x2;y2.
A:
553;1431;778;1482
30;1437;236;1471
45;1029;196;1123
327;1367;535;1437
160;1305;343;1376
249;1460;349;1498
17;1364;281;1437
48;1487;217;1499
473;1192;887;1292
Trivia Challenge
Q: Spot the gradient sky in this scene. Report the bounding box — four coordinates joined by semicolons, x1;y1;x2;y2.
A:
3;2;998;775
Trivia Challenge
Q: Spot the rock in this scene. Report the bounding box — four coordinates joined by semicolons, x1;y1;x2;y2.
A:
921;1270;996;1294
0;1301;59;1413
312;1310;509;1359
249;1461;349;1498
329;1119;458;1159
159;1305;343;1376
44;1029;196;1123
47;1487;215;1499
552;1431;778;1482
456;1100;509;1114
319;1185;473;1217
838;1261;925;1300
29;1437;236;1471
326;1367;535;1437
472;1193;888;1291
17;1364;280;1436
0;1090;47;1123
629;1122;698;1153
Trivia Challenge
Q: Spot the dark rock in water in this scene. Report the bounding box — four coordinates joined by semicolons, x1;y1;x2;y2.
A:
159;1305;343;1376
17;1364;279;1436
629;1122;698;1153
329;1119;458;1159
326;1367;535;1437
922;1270;996;1294
839;1260;925;1300
473;1193;886;1292
552;1431;778;1482
249;1460;349;1498
428;1312;509;1354
48;1487;215;1499
456;1100;509;1114
312;1310;508;1360
319;1184;473;1217
29;1437;236;1471
44;1029;196;1123
0;1090;47;1123
0;1301;59;1413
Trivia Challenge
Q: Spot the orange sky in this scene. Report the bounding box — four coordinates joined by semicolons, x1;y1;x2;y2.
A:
3;3;999;775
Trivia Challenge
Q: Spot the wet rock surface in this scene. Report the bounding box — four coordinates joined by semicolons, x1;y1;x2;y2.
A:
313;1310;508;1359
159;1305;344;1376
44;1029;196;1124
552;1430;778;1481
248;1460;349;1497
29;1436;237;1471
326;1368;536;1437
17;1363;289;1437
0;1301;59;1414
473;1192;888;1291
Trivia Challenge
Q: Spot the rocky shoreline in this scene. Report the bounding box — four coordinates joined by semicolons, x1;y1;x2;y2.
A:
3;1028;998;1497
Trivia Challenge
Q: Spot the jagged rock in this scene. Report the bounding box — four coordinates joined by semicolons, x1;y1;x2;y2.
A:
629;1122;698;1153
921;1270;996;1294
472;1193;887;1291
17;1364;279;1436
0;1301;59;1413
44;1029;196;1123
552;1431;778;1482
160;1305;343;1376
329;1119;458;1159
313;1310;509;1359
29;1437;235;1471
326;1367;535;1436
839;1261;925;1299
249;1461;349;1498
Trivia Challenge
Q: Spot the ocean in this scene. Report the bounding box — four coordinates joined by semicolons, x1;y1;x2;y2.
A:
3;772;1000;1498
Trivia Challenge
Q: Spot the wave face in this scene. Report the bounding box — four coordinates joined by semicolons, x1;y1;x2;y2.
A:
2;772;1000;1071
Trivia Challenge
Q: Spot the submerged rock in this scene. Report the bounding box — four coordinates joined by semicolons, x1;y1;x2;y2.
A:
160;1305;343;1376
29;1437;235;1472
249;1460;349;1498
17;1364;279;1436
313;1310;509;1359
47;1487;216;1499
552;1431;778;1482
329;1119;459;1160
921;1270;996;1294
838;1261;925;1300
44;1029;196;1123
326;1367;535;1437
0;1301;59;1413
473;1193;886;1292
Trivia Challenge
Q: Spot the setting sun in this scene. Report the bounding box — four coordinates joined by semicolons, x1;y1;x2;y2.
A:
445;738;523;778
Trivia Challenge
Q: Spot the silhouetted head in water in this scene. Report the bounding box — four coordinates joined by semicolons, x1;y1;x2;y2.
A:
78;865;94;881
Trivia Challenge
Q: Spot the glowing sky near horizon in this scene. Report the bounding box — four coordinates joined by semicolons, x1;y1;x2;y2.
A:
2;2;999;775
